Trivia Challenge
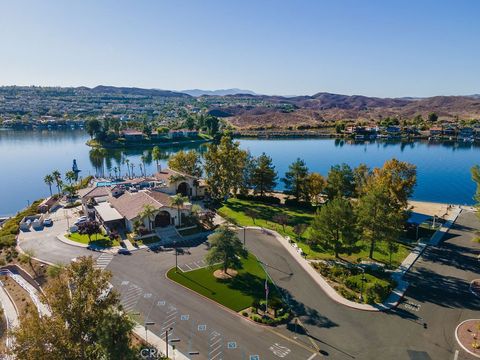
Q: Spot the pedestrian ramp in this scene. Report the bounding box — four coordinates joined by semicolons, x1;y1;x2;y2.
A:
95;253;114;270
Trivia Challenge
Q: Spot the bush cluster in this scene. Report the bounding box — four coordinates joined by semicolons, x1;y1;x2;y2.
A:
236;194;281;205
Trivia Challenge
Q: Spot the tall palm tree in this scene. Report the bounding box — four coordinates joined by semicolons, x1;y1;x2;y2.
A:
152;146;162;171
140;154;147;177
125;158;131;178
43;174;54;196
65;170;76;185
52;170;62;194
139;204;156;231
130;163;135;178
171;194;188;227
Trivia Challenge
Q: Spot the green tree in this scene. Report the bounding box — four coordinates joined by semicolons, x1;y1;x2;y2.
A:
184;116;195;130
427;112;438;122
44;174;54;196
371;159;416;208
168;150;202;178
472;165;480;215
171;194;188;226
85;118;102;139
356;183;404;259
203;136;248;200
250;153;277;196
152;146;163;170
52;170;63;195
325;163;355;200
140;204;156;231
206;226;247;274
306;172;326;204
310;197;357;257
11;257;138;360
353;163;371;197
65;170;76;185
282;158;309;201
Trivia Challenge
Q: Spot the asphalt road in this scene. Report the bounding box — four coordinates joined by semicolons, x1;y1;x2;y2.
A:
245;210;480;360
108;245;316;360
20;209;480;359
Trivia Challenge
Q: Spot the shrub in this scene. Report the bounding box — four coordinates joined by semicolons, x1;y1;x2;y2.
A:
284;199;314;209
241;311;248;317
364;281;392;304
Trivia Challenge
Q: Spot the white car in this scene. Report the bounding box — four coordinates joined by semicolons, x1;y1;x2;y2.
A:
74;216;88;225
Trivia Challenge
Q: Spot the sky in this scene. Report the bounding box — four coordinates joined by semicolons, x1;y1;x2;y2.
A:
0;0;479;97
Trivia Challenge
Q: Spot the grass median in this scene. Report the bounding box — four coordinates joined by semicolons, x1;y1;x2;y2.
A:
167;253;278;312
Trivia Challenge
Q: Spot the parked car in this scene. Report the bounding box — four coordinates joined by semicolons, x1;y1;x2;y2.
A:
43;218;53;226
74;216;88;225
118;248;132;255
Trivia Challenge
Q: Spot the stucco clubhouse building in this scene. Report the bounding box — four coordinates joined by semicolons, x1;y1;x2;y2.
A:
80;168;206;232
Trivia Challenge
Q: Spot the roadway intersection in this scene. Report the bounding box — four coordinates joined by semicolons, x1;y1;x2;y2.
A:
19;210;480;359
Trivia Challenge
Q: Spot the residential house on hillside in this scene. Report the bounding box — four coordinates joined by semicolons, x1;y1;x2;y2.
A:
121;129;144;141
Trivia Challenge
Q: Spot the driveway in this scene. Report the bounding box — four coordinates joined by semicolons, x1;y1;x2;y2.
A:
17;207;100;264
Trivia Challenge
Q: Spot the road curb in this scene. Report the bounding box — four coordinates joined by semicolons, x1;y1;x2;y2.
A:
455;319;480;358
164;267;273;329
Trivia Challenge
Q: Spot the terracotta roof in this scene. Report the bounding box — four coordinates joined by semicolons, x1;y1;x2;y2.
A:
146;190;172;207
108;191;162;221
154;168;195;182
81;186;110;199
107;189;180;221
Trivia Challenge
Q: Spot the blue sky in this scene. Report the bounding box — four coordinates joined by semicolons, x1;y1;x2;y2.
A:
0;0;478;97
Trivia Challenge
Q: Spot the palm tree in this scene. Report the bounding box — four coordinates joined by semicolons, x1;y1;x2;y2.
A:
125;158;131;178
171;194;188;227
52;170;62;194
140;154;147;177
65;170;76;185
44;174;54;196
130;163;135;178
139;204;156;232
152;146;162;171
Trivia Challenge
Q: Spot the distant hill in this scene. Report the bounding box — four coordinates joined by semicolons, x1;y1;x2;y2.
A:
220;92;480;129
92;85;191;98
181;88;257;97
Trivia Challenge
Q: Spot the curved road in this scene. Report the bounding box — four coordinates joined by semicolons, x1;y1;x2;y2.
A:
22;210;480;359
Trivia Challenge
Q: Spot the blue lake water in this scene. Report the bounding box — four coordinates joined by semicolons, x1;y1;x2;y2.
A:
0;129;478;216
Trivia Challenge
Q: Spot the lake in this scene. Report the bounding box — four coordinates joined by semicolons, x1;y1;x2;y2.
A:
1;129;478;216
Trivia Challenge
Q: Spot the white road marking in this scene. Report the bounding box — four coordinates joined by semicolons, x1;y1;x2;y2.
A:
454;349;459;360
120;284;143;312
307;353;317;360
270;343;291;358
94;253;114;270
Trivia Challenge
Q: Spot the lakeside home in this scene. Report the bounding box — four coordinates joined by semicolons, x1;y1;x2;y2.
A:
80;168;206;233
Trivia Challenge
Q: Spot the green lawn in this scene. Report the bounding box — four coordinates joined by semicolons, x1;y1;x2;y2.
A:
167;253;278;312
218;198;315;239
218;197;413;268
67;232;120;248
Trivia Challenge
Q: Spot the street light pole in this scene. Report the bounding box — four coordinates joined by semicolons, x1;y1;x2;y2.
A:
144;321;155;345
243;227;246;247
174;240;178;272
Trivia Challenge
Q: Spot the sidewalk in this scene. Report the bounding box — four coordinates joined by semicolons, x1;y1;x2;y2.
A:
0;269;51;317
0;282;19;352
133;324;190;360
234;205;463;311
